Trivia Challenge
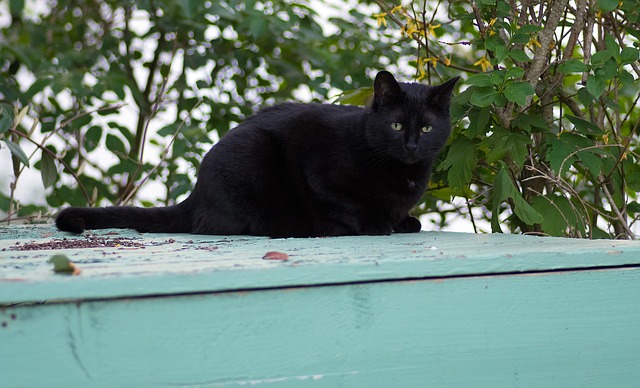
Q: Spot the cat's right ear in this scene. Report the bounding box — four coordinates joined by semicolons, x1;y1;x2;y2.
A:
373;71;402;108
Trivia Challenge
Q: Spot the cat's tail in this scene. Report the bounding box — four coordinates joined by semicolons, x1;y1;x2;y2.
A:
55;199;193;234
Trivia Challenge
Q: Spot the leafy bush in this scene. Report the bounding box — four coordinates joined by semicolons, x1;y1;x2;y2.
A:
365;0;639;238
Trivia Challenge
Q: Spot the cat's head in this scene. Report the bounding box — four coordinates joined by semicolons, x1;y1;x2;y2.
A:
366;71;459;165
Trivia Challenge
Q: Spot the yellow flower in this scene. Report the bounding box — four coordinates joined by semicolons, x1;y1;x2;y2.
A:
442;56;451;67
373;12;388;27
525;37;542;51
474;56;492;72
403;19;419;36
426;23;441;38
423;56;438;68
390;5;404;14
417;65;427;81
602;133;609;143
487;18;497;36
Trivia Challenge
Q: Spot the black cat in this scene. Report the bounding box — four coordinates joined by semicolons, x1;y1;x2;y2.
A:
56;71;459;237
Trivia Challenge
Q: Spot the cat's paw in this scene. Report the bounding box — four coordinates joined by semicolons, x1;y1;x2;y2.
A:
393;216;421;233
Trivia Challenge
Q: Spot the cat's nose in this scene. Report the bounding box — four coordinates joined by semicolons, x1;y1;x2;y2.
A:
405;142;418;154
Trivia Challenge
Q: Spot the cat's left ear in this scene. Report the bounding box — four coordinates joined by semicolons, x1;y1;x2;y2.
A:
429;76;460;106
373;71;403;108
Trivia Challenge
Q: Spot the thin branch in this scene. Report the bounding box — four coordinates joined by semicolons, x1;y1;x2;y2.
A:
119;99;204;205
601;184;635;239
9;128;91;202
525;0;570;95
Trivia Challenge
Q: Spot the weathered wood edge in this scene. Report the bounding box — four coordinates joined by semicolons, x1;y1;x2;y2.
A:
2;225;640;304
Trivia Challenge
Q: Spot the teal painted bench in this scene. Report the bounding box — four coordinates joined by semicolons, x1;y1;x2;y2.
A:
2;225;640;387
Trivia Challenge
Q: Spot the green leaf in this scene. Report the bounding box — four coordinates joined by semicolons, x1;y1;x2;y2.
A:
605;34;620;59
3;139;30;167
504;167;543;223
97;105;120;116
512;113;548;133
512;32;532;44
558;59;588;73
618;69;635;85
597;58;618;79
107;159;139;175
586;75;606;98
597;0;618;12
334;87;373;106
626;163;640;192
48;254;80;274
465;107;492;138
465;74;492;87
484;128;531;167
69;113;93;131
566;114;604;135
157;122;182;137
438;138;478;188
620;47;640;64
628;201;640;214
577;87;594;107
106;134;127;155
9;0;24;15
491;165;543;231
547;133;592;174
490;72;504;85
591;50;613;66
470;87;498;107
518;25;543;34
503;82;534;107
249;15;269;38
496;0;511;15
577;148;604;176
531;194;583;237
547;137;575;175
0;103;13;135
505;67;525;79
84;125;102;152
177;0;198;19
508;49;530;62
40;151;57;188
494;45;508;62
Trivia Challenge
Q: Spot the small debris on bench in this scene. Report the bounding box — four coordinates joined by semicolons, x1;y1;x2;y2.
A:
262;251;289;261
48;254;81;275
9;235;146;251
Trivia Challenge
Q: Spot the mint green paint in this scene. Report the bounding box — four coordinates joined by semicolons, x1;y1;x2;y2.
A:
2;225;640;386
2;269;640;387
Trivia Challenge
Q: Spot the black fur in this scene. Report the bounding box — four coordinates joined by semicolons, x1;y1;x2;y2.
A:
56;72;459;237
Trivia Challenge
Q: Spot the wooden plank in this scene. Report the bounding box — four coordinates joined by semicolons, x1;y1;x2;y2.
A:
2;267;639;387
2;225;640;304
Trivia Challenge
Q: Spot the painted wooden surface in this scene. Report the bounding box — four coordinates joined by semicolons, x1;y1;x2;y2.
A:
2;225;640;387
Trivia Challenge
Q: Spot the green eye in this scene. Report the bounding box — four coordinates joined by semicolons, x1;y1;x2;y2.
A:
421;125;433;133
391;122;403;131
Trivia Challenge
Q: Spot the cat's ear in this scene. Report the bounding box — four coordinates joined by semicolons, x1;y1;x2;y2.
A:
373;71;403;108
429;76;460;106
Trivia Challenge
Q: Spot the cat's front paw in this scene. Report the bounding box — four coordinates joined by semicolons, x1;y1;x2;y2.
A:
393;216;421;233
